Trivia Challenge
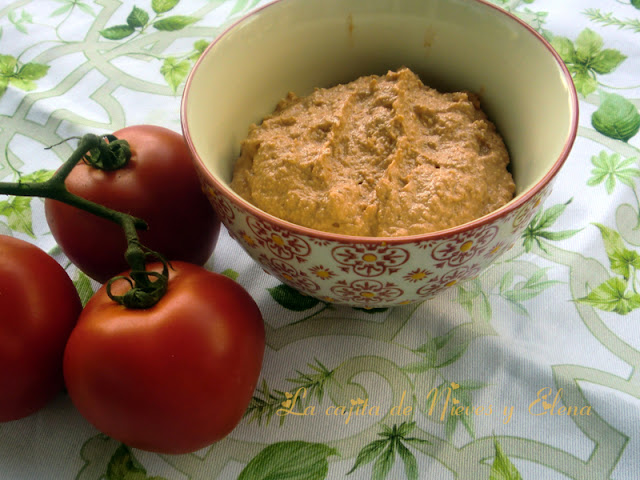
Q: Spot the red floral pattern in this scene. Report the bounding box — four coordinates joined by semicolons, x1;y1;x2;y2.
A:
483;240;514;259
201;181;551;306
416;264;482;298
247;217;312;262
331;279;404;305
332;244;410;277
234;229;257;249
309;265;338;280
310;238;335;247
430;225;498;267
259;255;320;292
203;184;235;226
403;268;432;283
509;187;550;233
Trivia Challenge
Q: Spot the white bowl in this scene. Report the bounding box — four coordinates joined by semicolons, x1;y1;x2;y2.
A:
182;0;578;307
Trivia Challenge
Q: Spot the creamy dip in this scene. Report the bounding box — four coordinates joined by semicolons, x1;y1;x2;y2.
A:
231;67;515;237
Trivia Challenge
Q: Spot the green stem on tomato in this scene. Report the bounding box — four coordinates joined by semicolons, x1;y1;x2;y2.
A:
0;135;141;229
0;132;168;309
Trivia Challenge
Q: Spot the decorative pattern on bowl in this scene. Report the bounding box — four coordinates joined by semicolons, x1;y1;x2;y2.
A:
201;181;551;307
182;0;579;308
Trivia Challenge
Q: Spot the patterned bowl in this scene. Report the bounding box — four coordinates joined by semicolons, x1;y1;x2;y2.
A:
181;0;578;307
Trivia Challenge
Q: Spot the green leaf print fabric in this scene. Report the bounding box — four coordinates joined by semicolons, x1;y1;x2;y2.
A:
1;0;640;479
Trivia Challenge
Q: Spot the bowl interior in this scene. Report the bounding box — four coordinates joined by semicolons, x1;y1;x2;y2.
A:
183;0;576;214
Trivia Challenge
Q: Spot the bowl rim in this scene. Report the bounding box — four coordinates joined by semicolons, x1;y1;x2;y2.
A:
181;0;579;246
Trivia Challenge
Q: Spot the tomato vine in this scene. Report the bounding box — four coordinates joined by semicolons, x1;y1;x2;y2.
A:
0;133;168;309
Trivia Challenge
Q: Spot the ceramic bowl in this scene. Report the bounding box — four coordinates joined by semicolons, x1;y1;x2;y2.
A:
181;0;578;307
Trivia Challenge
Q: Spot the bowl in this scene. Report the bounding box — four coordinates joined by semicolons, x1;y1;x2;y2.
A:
181;0;578;307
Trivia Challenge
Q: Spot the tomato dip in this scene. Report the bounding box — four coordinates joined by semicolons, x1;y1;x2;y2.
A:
231;68;515;237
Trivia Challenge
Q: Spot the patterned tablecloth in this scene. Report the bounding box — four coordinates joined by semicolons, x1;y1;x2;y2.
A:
2;0;640;478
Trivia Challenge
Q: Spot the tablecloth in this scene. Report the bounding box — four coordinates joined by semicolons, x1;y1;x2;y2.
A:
1;0;640;478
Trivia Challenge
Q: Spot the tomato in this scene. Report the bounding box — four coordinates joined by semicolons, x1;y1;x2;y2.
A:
44;125;220;283
63;261;265;454
0;235;82;422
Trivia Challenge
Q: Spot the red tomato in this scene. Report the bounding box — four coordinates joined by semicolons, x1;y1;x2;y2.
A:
44;125;220;283
0;235;82;422
63;261;265;454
